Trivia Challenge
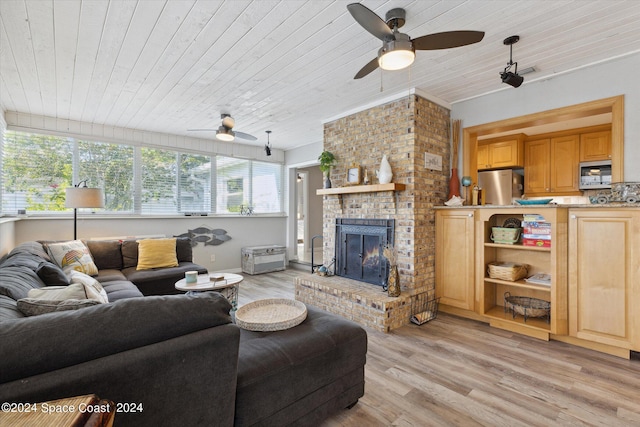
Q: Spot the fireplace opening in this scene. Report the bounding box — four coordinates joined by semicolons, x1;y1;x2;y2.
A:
335;218;394;286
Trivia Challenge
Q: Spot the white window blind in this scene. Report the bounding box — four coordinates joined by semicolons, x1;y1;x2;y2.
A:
1;130;74;214
216;156;249;214
252;160;283;213
178;153;211;213
78;140;134;212
1;130;283;216
140;147;179;214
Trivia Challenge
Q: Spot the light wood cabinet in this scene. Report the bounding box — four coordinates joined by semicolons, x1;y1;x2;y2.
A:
478;207;568;340
568;209;640;352
580;130;611;161
525;136;579;196
477;135;524;170
435;210;475;312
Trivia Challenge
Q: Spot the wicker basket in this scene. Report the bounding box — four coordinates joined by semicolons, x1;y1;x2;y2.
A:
487;262;528;281
504;292;550;323
490;227;521;244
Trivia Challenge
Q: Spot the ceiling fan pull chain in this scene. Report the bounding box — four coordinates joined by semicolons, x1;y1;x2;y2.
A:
380;69;384;92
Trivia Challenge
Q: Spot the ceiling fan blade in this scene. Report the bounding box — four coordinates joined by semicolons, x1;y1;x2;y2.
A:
347;3;393;41
354;57;380;79
187;128;216;132
413;30;485;50
234;131;257;141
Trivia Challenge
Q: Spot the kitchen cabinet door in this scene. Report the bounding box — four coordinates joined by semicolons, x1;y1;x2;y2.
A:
477;136;524;170
477;144;489;170
436;210;475;311
580;131;611;162
569;209;639;351
490;139;524;169
524;139;550;194
550;135;579;193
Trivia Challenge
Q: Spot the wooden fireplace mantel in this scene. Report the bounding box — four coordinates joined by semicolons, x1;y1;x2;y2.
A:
316;183;406;212
316;183;405;196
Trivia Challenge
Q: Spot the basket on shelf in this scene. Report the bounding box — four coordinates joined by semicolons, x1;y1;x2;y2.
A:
410;295;440;326
504;292;550;323
487;262;528;281
490;227;521;244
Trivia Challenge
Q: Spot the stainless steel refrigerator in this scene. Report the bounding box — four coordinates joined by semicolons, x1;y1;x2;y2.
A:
477;169;523;205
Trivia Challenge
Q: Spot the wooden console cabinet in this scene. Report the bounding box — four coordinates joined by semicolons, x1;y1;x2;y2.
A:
435;206;639;358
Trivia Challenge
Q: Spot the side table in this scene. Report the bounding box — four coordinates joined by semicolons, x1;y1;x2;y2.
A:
175;272;243;310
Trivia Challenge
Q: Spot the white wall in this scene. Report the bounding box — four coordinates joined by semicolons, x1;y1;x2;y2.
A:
12;216;286;271
285;141;323;166
452;53;640;181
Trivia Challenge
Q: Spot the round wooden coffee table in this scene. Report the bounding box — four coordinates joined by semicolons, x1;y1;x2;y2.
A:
175;273;243;310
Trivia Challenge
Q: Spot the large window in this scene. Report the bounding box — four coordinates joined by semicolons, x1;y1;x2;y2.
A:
1;130;283;215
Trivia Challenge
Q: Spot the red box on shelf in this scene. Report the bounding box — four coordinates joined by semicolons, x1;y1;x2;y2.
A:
522;238;552;248
523;222;551;235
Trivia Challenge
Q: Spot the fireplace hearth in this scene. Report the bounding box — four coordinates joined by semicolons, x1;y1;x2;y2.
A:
334;218;394;286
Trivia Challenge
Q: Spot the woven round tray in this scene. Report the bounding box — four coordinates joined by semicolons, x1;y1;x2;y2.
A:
235;298;307;332
504;292;550;320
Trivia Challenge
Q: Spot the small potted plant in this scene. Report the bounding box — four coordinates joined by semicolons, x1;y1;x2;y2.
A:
318;151;337;188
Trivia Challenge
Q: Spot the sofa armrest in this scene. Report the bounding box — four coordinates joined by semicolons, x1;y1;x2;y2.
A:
0;325;240;427
0;292;232;384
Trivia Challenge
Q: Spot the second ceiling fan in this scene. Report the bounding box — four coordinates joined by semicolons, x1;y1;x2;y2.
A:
348;3;485;79
188;114;257;142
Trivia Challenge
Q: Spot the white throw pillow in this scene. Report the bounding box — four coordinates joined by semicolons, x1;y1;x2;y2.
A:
68;271;109;304
46;240;99;276
27;283;87;300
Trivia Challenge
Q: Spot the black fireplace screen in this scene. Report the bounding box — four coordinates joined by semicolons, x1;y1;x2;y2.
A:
335;218;394;286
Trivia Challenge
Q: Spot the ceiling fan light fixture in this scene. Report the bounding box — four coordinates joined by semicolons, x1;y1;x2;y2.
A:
378;36;415;71
216;127;235;141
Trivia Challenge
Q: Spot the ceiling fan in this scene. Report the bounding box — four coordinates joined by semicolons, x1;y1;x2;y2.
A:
347;3;485;79
188;114;257;142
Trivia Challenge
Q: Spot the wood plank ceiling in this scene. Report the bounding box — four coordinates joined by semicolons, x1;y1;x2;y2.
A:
1;0;639;150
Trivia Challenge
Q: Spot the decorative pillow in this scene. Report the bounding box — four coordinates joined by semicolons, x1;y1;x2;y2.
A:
28;284;87;300
36;261;70;286
17;298;100;317
68;271;109;303
46;240;99;276
136;238;178;270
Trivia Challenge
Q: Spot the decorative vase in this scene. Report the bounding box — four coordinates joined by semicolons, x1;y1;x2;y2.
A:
323;172;331;189
448;167;461;199
377;155;393;184
387;265;401;297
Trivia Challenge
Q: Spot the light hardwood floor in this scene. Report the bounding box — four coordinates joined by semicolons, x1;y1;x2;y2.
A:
238;270;640;427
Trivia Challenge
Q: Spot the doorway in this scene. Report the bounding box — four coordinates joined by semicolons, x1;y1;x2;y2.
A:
294;166;323;264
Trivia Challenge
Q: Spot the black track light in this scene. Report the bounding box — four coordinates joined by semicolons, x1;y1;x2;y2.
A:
500;35;523;88
264;130;272;156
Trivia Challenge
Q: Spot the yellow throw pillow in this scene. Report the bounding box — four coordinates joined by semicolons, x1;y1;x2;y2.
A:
136;238;179;270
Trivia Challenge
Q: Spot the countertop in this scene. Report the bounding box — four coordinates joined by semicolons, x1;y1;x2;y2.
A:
434;203;640;209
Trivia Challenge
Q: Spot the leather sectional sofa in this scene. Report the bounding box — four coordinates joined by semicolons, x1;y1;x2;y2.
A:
0;239;367;426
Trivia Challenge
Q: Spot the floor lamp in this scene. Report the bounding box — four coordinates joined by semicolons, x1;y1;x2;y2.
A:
65;182;104;240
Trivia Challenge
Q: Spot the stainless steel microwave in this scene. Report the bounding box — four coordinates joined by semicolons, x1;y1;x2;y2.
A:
579;160;612;190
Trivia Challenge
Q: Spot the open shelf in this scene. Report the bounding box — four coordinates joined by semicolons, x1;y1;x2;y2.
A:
484;242;551;252
484;306;551;333
484;278;551;292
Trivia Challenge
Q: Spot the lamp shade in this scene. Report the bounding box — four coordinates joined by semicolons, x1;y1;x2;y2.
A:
65;187;105;209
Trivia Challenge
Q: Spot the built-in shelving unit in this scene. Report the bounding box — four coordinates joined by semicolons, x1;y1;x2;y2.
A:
478;207;568;340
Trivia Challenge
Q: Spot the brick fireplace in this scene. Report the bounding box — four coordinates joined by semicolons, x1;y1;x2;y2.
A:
294;93;450;332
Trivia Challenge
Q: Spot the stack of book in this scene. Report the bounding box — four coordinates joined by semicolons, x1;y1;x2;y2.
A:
521;214;551;248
